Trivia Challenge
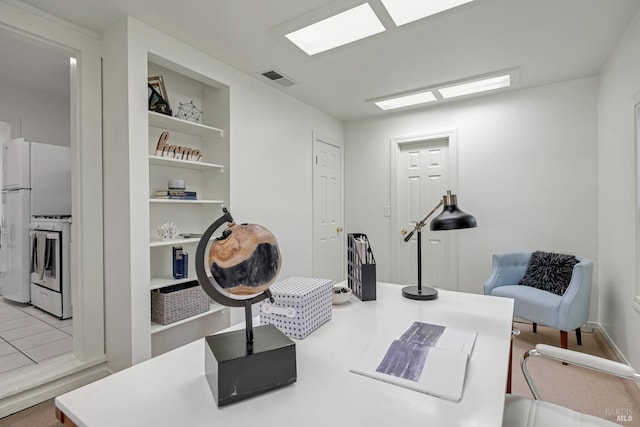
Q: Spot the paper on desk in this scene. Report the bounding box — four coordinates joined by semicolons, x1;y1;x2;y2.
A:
354;236;369;263
350;321;477;402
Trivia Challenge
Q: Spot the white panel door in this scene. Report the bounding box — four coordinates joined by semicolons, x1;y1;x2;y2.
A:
312;134;343;281
394;139;454;290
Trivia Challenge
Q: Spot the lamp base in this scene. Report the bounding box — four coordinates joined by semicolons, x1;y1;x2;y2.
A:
402;285;438;301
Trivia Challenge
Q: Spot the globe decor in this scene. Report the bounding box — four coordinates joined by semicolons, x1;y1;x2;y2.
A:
195;207;296;406
208;223;281;296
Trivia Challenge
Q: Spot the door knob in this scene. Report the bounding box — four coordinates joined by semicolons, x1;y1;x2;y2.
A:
336;227;343;233
401;228;408;235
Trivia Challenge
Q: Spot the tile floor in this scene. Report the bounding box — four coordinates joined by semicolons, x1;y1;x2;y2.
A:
0;298;72;376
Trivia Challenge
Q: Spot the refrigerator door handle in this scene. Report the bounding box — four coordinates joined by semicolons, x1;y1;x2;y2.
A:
0;193;4;250
0;227;8;273
0;212;5;249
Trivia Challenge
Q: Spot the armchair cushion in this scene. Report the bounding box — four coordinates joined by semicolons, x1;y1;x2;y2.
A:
518;251;579;296
491;285;560;327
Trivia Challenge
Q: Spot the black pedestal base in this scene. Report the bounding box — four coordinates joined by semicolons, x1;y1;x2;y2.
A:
204;323;296;406
402;285;438;300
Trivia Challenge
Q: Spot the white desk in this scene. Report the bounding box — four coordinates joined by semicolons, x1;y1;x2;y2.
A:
56;283;514;427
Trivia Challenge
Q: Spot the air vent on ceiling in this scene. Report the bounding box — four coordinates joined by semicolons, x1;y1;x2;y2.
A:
261;70;297;87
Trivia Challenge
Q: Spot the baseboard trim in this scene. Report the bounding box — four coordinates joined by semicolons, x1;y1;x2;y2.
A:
590;321;631;365
0;357;110;418
589;321;640;392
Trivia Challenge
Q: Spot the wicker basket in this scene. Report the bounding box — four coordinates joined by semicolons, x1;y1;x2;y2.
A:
151;281;209;325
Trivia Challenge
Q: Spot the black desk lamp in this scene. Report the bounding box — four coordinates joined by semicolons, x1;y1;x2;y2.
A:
402;190;477;300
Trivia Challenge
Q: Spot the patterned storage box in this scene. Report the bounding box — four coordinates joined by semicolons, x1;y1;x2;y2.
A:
260;277;333;339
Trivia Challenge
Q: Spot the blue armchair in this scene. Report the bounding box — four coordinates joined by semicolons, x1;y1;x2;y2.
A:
484;252;593;349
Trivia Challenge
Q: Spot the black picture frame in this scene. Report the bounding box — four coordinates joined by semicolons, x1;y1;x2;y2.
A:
148;76;172;116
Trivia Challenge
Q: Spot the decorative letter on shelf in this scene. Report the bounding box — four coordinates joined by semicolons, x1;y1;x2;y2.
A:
155;131;203;162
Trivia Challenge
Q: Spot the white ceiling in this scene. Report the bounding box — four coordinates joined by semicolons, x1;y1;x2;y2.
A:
5;0;640;119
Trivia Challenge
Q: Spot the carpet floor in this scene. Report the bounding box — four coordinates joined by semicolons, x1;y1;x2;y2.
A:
0;400;61;427
1;322;639;426
510;321;640;426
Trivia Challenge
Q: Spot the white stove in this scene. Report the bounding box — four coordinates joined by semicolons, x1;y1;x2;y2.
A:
29;215;72;319
30;215;71;229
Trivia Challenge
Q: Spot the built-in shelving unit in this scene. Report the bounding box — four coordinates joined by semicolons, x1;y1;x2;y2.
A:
146;54;231;357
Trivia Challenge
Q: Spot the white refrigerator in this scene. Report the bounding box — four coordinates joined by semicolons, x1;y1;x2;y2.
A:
0;138;71;303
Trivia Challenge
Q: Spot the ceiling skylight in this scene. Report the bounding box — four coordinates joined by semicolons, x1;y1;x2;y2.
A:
285;4;385;56
375;91;437;110
438;75;511;99
381;0;474;26
371;71;517;112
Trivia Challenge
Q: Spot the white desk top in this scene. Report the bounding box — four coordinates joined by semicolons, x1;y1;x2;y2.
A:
56;283;514;427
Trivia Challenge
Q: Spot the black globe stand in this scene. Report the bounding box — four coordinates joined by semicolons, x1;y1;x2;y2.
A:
196;207;296;406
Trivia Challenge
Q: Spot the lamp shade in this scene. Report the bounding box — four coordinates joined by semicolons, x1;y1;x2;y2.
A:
430;192;477;231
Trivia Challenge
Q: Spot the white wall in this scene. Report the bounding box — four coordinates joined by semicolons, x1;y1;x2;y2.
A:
344;78;599;319
229;74;343;279
597;8;640;369
227;66;344;324
0;82;69;146
102;17;141;370
103;17;343;370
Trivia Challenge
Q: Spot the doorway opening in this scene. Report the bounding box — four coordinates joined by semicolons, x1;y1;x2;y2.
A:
0;4;105;417
0;34;75;379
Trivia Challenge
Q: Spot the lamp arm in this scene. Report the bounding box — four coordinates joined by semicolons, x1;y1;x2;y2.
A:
404;199;444;242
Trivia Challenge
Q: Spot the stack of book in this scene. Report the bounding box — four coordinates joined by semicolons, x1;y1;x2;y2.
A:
153;190;197;200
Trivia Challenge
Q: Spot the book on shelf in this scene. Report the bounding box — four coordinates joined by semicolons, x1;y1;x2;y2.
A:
152;190;197;200
152;195;198;200
350;321;477;402
154;190;197;197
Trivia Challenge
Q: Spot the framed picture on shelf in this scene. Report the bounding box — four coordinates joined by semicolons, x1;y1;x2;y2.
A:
148;75;172;116
148;76;169;103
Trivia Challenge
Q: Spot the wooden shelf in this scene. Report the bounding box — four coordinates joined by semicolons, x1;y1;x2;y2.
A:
150;303;225;334
149;198;224;205
149;155;224;171
148;111;223;138
149;237;211;247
